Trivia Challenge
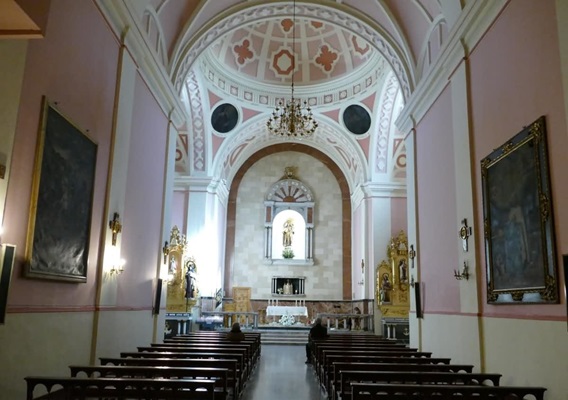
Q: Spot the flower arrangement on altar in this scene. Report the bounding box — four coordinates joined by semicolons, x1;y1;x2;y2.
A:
282;247;295;259
279;313;295;326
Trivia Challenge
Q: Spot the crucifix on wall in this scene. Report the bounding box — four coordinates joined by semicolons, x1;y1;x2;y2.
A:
459;218;472;252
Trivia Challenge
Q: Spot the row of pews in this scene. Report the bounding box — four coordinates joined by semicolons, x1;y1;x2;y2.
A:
309;333;547;400
25;331;261;399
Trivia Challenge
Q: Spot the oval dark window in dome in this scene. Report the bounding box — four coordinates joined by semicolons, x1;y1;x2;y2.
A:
211;103;238;133
343;104;371;135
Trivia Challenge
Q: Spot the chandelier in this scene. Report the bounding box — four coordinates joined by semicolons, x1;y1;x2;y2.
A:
267;0;318;138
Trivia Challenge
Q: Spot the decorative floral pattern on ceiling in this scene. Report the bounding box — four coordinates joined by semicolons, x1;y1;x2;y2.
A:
209;17;373;85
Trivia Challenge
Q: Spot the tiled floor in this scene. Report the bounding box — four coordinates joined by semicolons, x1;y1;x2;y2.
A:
240;344;328;400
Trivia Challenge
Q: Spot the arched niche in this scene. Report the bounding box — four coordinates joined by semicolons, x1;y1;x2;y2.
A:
263;169;315;264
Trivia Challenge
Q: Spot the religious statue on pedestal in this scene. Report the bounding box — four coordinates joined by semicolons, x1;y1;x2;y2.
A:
282;218;294;247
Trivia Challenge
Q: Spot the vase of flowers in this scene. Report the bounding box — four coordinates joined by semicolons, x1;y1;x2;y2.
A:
279;313;296;326
282;247;294;259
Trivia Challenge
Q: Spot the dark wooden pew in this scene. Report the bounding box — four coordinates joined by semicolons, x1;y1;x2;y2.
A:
147;343;256;369
350;382;547;400
320;355;452;390
25;376;216;400
163;338;260;363
122;350;246;374
313;345;419;371
120;352;246;394
69;365;229;400
100;356;240;398
335;370;502;400
329;361;475;395
318;350;434;384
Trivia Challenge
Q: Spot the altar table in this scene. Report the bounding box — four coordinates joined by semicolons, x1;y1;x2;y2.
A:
266;305;308;317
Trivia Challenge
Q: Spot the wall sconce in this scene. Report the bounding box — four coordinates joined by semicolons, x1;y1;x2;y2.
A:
409;245;416;268
109;258;126;275
357;259;364;285
109;212;122;246
162;241;170;264
454;261;470;280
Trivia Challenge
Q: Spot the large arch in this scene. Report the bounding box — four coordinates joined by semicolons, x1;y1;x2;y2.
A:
224;143;352;299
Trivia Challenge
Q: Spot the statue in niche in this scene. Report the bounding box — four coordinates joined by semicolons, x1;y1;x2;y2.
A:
379;273;391;303
184;260;197;299
283;279;293;295
282;218;295;247
399;259;408;283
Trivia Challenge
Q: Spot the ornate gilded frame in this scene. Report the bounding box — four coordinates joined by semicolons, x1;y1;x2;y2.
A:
481;116;558;304
25;97;97;282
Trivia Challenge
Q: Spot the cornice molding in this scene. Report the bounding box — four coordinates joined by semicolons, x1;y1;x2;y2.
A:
361;182;407;198
173;176;229;206
396;0;508;134
95;1;187;128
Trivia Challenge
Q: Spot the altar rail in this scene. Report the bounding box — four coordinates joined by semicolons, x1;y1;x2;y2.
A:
316;313;374;332
200;311;259;329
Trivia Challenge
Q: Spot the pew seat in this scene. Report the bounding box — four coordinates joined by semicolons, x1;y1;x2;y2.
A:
350;382;546;400
335;371;502;400
69;365;230;400
25;376;216;400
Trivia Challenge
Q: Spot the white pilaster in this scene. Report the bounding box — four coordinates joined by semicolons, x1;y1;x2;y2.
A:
100;44;137;306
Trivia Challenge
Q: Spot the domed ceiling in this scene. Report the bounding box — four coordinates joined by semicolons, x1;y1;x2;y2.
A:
206;17;375;87
96;0;467;190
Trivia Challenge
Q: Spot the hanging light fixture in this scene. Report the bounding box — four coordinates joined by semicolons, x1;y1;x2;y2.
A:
267;0;318;138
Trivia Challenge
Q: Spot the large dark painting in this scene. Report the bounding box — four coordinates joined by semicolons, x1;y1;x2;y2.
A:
0;244;16;324
25;98;97;282
481;116;558;304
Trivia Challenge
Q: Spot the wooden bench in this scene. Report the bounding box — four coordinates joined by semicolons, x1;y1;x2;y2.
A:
106;357;244;398
350;382;547;399
318;351;436;384
335;370;502;400
310;339;413;372
25;376;216;400
163;338;260;363
146;343;256;370
313;345;419;371
69;364;230;400
328;361;475;394
121;350;247;380
320;355;452;389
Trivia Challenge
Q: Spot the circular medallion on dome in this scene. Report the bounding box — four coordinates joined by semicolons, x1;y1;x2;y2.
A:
343;104;371;135
211;103;238;133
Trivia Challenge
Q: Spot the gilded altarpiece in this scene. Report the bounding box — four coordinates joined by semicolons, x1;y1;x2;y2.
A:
165;226;197;313
376;231;410;318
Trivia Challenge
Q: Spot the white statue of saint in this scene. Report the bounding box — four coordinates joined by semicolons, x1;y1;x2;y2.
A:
283;280;293;295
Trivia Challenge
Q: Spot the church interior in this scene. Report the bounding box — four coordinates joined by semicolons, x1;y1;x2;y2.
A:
0;0;567;398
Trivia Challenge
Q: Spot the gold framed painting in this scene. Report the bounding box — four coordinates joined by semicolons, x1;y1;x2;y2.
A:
25;97;97;282
481;116;558;304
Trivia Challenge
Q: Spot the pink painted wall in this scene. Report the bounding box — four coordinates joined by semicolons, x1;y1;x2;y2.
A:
171;190;189;232
415;85;460;313
118;73;168;308
390;196;407;236
470;0;567;317
5;0;118;310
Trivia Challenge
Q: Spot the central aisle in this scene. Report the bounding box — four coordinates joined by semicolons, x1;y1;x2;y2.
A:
241;344;327;400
